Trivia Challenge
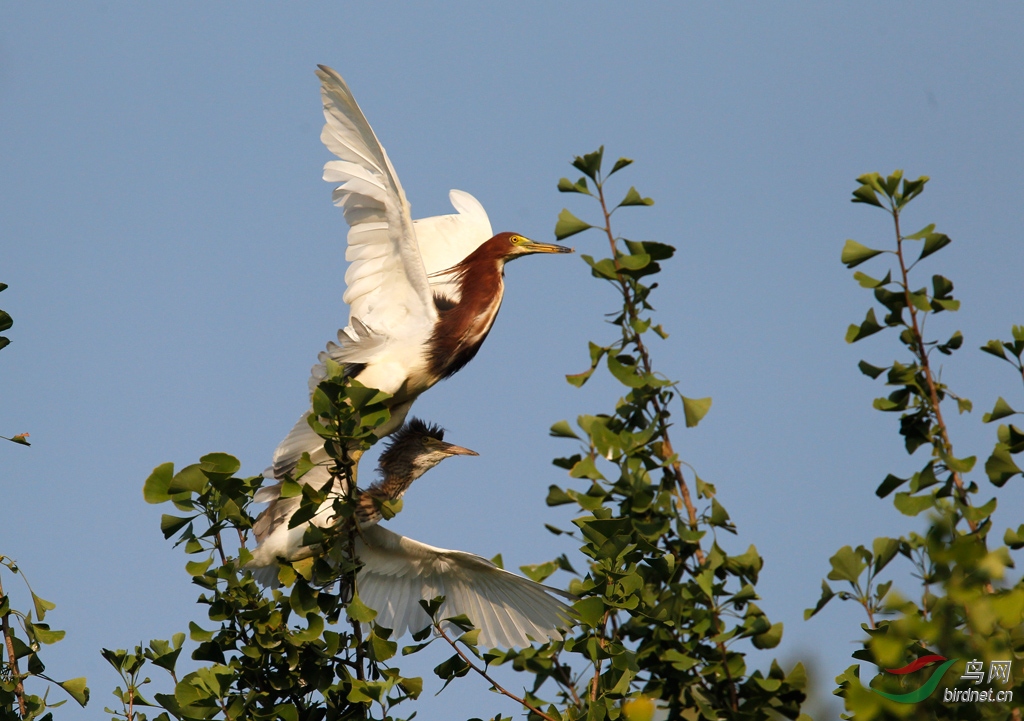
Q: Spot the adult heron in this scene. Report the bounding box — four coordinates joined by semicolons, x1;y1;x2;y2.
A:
248;419;575;648
263;66;571;505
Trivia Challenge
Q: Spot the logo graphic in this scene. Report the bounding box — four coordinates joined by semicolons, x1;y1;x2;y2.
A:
872;654;959;703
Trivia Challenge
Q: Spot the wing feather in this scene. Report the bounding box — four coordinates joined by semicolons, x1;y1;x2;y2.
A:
414;189;493;303
316;65;436;338
269;413;338;483
503;579;557;642
473;573;521;647
355;526;574;648
452;571;492;641
499;575;551;644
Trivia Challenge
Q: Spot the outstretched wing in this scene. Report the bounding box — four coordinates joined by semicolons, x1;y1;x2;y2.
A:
264;68;433;488
414;189;493;303
317;65;437;354
356;526;575;648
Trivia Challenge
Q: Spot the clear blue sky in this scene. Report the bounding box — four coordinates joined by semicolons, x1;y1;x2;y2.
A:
3;4;1024;718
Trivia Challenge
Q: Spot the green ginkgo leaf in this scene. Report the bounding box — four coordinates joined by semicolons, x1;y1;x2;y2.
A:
555;209;592;240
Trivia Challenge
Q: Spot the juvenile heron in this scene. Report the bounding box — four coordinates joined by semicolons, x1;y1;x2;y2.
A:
262;65;571;506
247;419;575;648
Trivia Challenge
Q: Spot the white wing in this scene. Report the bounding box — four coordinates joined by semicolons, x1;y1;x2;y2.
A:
266;413;339;493
318;65;436;343
414;189;493;303
356;526;575;648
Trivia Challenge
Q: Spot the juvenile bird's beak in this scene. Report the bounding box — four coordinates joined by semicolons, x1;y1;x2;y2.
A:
440;442;479;457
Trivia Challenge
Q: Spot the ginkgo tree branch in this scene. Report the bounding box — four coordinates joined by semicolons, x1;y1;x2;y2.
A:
433;622;558;721
0;573;27;717
594;175;705;566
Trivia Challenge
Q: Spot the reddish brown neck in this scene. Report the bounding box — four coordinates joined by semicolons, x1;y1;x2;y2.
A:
426;236;509;382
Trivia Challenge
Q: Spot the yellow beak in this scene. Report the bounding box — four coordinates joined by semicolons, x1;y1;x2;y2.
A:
520;239;574;255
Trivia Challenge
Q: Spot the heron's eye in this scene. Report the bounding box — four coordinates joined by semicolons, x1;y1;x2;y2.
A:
510;235;523;245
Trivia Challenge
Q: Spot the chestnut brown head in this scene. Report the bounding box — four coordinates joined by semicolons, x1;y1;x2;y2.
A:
494;232;573;262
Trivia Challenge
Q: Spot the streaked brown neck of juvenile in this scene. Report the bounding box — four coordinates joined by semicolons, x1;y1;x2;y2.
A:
355;462;422;526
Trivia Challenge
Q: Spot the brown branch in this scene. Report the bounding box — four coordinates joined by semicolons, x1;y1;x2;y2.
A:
716;641;739;712
214;532;228;566
657;434;705;565
590;611;610;702
550;648;582;708
861;597;877;630
0;572;27;717
595;177;705;565
349;617;365;683
596;171;745;714
891;206;996;598
434;623;558;721
216;695;235;721
346;526;365;682
892;209;976;531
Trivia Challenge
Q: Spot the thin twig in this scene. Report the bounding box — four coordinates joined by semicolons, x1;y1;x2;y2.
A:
590;611;609;702
716;640;739;712
217;695;234;721
596;169;734;710
0;572;27;717
598;170;743;713
861;597;876;630
550;649;582;707
347;525;365;682
657;434;705;565
595;177;705;565
214;531;228;566
891;205;993;599
434;623;558;721
892;209;974;529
